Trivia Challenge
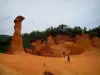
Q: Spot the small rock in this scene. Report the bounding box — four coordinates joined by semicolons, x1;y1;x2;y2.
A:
44;70;54;75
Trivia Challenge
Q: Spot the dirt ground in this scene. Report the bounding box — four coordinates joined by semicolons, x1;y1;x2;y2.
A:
0;52;100;75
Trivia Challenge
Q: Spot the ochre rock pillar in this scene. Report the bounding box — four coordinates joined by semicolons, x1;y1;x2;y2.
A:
9;16;25;54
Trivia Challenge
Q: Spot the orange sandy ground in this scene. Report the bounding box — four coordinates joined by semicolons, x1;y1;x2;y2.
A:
0;53;100;75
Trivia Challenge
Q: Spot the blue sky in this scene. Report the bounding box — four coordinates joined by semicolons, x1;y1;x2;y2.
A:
0;0;100;35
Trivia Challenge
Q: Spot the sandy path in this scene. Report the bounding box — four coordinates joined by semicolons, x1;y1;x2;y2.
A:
0;53;100;75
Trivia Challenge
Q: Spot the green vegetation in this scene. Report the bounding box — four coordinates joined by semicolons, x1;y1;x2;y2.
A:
0;35;12;53
0;24;100;53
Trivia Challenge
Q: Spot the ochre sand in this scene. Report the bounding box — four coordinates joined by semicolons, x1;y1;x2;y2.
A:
0;53;100;75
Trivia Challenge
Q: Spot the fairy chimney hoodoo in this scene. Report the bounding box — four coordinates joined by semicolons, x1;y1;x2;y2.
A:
9;16;25;54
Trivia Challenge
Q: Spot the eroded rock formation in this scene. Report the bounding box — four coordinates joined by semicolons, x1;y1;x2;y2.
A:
92;37;100;48
76;35;91;48
47;35;55;46
8;16;25;54
24;48;36;54
70;44;85;55
53;35;61;45
53;34;72;45
32;40;42;51
70;34;91;55
31;34;94;56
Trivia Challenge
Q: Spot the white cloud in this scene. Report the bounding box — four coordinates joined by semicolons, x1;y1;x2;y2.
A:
0;0;100;35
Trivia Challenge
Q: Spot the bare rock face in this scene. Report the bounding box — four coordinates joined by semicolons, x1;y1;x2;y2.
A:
76;35;91;48
92;37;100;48
70;44;85;55
24;48;36;54
8;16;25;54
32;40;42;51
72;35;81;42
41;42;51;52
58;34;72;41
70;34;91;55
47;35;55;46
36;42;54;56
53;35;60;45
53;35;63;45
53;34;72;45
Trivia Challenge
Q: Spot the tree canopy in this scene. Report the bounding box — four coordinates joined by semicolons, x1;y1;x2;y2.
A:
0;24;100;53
